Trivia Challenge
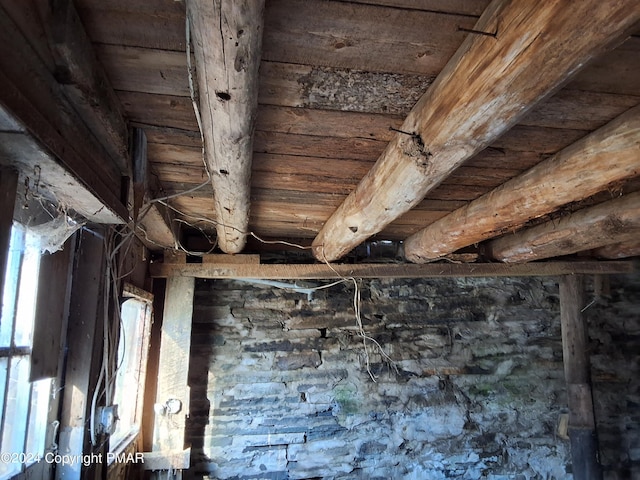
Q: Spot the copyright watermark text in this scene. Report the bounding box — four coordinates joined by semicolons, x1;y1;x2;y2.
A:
0;451;145;466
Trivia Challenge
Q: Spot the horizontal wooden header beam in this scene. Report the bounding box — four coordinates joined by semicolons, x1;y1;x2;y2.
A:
149;260;634;280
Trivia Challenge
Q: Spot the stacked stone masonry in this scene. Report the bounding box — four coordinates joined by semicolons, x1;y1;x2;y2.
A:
184;274;640;480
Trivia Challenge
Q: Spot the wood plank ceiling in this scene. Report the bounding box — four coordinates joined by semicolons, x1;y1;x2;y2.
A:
75;0;640;263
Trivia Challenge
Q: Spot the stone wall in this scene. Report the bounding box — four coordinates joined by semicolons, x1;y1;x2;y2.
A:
185;274;640;480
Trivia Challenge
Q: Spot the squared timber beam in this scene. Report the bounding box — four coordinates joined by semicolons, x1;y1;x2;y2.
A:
311;0;640;262
44;0;130;176
148;261;634;280
0;3;128;222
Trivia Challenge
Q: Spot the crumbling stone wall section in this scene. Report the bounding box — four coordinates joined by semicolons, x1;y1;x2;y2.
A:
185;274;639;480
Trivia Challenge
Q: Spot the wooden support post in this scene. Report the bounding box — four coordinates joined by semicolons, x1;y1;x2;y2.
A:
56;230;106;480
559;275;602;480
186;0;265;253
132;127;148;223
30;238;75;381
311;0;640;262
152;275;194;471
403;105;640;262
0;167;18;299
130;127;176;249
486;190;640;263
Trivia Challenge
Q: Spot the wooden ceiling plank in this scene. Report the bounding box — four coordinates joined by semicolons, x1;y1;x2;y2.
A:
568;36;640;97
256;105;403;142
519;90;640;131
94;44;190;97
254;131;386;162
311;0;640;262
485;191;640;263
263;0;479;76
76;2;185;51
148;143;202;166
403;105;640;262
117;91;197;131
186;0;265;254
139;124;202;147
333;0;490;17
149;260;634;280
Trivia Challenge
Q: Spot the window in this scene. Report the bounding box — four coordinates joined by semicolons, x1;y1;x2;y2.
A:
109;287;152;451
0;225;52;480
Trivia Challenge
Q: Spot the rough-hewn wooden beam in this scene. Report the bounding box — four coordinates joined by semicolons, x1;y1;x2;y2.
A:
559;275;602;479
0;3;128;222
0;117;123;224
592;240;640;260
149;260;633;280
486;191;640;263
43;0;130;175
311;0;640;262
403;105;640;262
186;0;264;253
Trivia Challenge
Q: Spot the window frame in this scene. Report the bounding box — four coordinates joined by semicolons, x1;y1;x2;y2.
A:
0;223;64;480
108;283;153;456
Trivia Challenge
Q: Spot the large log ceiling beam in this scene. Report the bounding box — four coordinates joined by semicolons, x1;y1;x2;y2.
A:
311;0;640;262
485;190;640;263
186;0;265;254
403;105;640;262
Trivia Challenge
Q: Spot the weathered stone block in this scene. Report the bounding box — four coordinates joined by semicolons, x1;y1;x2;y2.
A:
275;352;322;370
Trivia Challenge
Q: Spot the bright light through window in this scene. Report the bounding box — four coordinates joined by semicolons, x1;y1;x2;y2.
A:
110;294;152;452
0;225;52;480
